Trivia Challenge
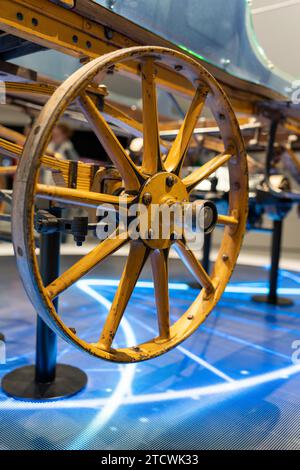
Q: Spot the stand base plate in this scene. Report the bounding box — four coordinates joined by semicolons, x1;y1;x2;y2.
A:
252;294;294;307
1;364;87;401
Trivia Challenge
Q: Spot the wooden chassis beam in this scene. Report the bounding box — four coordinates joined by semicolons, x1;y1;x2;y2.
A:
0;0;287;114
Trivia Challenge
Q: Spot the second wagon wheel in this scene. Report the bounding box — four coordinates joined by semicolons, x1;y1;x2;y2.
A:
12;46;248;363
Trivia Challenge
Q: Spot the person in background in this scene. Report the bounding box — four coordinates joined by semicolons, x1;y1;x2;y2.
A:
48;123;79;161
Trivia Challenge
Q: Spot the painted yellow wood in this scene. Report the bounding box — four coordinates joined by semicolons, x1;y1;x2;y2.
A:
103;102;144;138
78;92;145;191
183;153;232;192
98;241;150;350
0;165;17;175
151;249;170;339
141;59;163;175
36;184;133;208
174;240;214;293
164;86;209;174
217;214;239;226
0;137;95;191
47;230;129;300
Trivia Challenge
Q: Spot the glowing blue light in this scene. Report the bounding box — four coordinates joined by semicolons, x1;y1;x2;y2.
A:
77;279;190;291
67;283;137;450
77;278;300;295
1;275;300;451
224;286;300;295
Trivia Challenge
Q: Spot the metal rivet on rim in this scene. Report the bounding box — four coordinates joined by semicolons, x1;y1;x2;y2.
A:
187;314;194;320
222;254;229;262
17;247;23;257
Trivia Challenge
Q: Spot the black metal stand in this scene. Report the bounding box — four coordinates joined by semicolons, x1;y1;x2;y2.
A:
252;114;293;307
252;219;293;307
2;208;87;400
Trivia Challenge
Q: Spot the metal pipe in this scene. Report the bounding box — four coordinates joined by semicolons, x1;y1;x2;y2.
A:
35;207;61;384
268;219;282;304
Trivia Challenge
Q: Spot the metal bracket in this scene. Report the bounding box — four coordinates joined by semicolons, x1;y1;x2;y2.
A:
34;210;97;246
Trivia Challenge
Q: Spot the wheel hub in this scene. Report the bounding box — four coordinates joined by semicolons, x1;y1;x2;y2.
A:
138;172;189;249
136;173;219;249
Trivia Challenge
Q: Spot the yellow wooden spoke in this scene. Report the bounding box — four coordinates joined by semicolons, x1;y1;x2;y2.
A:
217;214;239;226
36;184;134;208
183;152;232;192
174;239;214;293
46;230;129;300
78;92;145;191
151;249;170;339
164;86;209;174
141;59;163;174
98;241;150;350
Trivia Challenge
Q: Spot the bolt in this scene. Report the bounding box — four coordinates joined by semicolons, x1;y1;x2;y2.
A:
142;192;152;205
104;26;114;40
69;327;77;335
17;246;23;257
222;254;229;262
174;64;183;72
166;175;175;188
187;314;194;320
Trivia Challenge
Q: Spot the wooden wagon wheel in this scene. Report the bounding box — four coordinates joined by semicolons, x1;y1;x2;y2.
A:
12;46;248;363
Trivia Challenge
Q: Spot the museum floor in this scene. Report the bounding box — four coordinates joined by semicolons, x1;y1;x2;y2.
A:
0;254;300;450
